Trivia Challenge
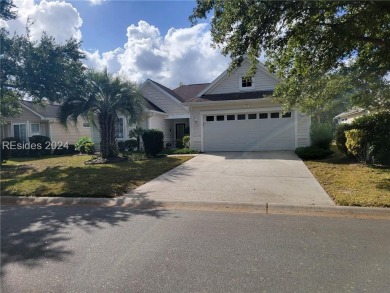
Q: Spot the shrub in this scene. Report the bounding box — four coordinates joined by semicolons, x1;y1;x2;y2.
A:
175;139;184;149
310;123;333;150
129;126;144;151
125;139;138;151
1;140;10;162
172;148;198;155
29;135;51;157
295;146;334;160
335;123;355;155
117;141;126;153
1;137;28;157
351;111;390;165
182;135;190;148
75;137;95;154
142;129;164;157
345;129;368;163
67;144;77;154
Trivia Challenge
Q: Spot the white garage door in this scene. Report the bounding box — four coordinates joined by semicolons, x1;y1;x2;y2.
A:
203;111;295;152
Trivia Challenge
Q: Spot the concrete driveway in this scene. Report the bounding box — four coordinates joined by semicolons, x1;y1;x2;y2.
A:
128;151;334;206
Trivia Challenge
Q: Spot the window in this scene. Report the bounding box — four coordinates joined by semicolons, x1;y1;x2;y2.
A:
13;124;27;141
227;115;235;121
30;123;40;136
259;113;268;119
237;114;246;120
83;122;91;128
216;115;225;121
248;114;257;120
116;118;124;139
241;77;253;88
282;112;292;118
271;112;280;118
206;116;214;122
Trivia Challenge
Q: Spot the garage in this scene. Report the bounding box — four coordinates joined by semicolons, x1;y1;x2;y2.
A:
202;110;296;152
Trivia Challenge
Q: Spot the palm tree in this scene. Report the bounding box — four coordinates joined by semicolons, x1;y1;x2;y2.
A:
59;70;144;158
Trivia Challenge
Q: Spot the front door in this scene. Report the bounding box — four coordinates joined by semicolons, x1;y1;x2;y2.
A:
176;123;185;140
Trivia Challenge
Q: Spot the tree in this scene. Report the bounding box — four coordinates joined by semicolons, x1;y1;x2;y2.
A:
190;1;390;113
59;70;144;159
0;0;16;20
1;0;86;122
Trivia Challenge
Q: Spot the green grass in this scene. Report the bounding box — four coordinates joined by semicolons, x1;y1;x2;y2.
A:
1;155;192;197
304;146;390;207
161;148;199;155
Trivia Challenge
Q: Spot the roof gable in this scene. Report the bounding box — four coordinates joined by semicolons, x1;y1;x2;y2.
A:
196;57;279;98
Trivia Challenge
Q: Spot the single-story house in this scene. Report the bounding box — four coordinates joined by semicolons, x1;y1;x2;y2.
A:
1;101;91;145
334;108;368;125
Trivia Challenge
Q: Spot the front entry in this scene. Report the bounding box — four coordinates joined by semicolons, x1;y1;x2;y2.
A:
175;123;186;140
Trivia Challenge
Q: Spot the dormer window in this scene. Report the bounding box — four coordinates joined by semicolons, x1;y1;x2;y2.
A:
240;76;254;90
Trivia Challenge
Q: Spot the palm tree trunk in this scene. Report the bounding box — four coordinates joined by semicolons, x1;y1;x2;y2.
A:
98;112;117;159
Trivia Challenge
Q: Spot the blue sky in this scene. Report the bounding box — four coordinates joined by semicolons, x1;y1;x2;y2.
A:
3;0;227;88
70;1;200;52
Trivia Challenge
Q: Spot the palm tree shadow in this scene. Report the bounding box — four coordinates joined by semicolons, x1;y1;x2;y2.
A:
1;202;167;277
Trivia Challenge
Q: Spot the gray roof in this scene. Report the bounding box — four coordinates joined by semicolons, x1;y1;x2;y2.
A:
21;100;60;118
173;83;210;102
149;80;186;103
188;90;273;103
144;98;165;113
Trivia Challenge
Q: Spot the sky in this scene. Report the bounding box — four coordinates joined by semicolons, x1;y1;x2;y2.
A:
2;0;230;88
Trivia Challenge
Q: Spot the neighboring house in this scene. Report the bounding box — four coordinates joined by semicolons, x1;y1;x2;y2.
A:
186;58;311;152
1;101;91;145
334;108;368;125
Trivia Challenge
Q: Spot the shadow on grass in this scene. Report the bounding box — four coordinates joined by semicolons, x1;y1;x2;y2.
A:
1;201;167;277
1;157;190;197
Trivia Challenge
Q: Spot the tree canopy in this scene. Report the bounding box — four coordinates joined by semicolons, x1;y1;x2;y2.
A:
190;1;390;114
59;70;144;158
0;0;86;122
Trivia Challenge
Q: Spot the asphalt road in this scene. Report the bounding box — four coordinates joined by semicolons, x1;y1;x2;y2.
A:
1;205;389;293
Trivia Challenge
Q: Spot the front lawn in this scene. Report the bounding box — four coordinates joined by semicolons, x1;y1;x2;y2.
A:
1;155;192;197
304;146;390;207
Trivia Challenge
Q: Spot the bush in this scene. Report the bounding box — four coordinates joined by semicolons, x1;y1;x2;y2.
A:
310;123;333;150
345;129;368;163
335;123;355;155
142;129;164;157
335;111;390;165
125;139;138;151
1;140;10;162
29;135;51;157
75;137;95;154
351;111;390;165
295;146;334;160
175;139;184;149
172;148;198;155
117;141;126;153
1;137;28;158
182;135;190;148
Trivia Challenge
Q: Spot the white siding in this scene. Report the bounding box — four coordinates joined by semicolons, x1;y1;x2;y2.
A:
149;113;173;144
297;114;311;147
141;83;188;116
206;60;278;95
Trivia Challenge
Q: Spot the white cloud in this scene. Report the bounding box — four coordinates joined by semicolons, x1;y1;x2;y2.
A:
89;0;105;6
4;0;82;43
85;20;229;88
